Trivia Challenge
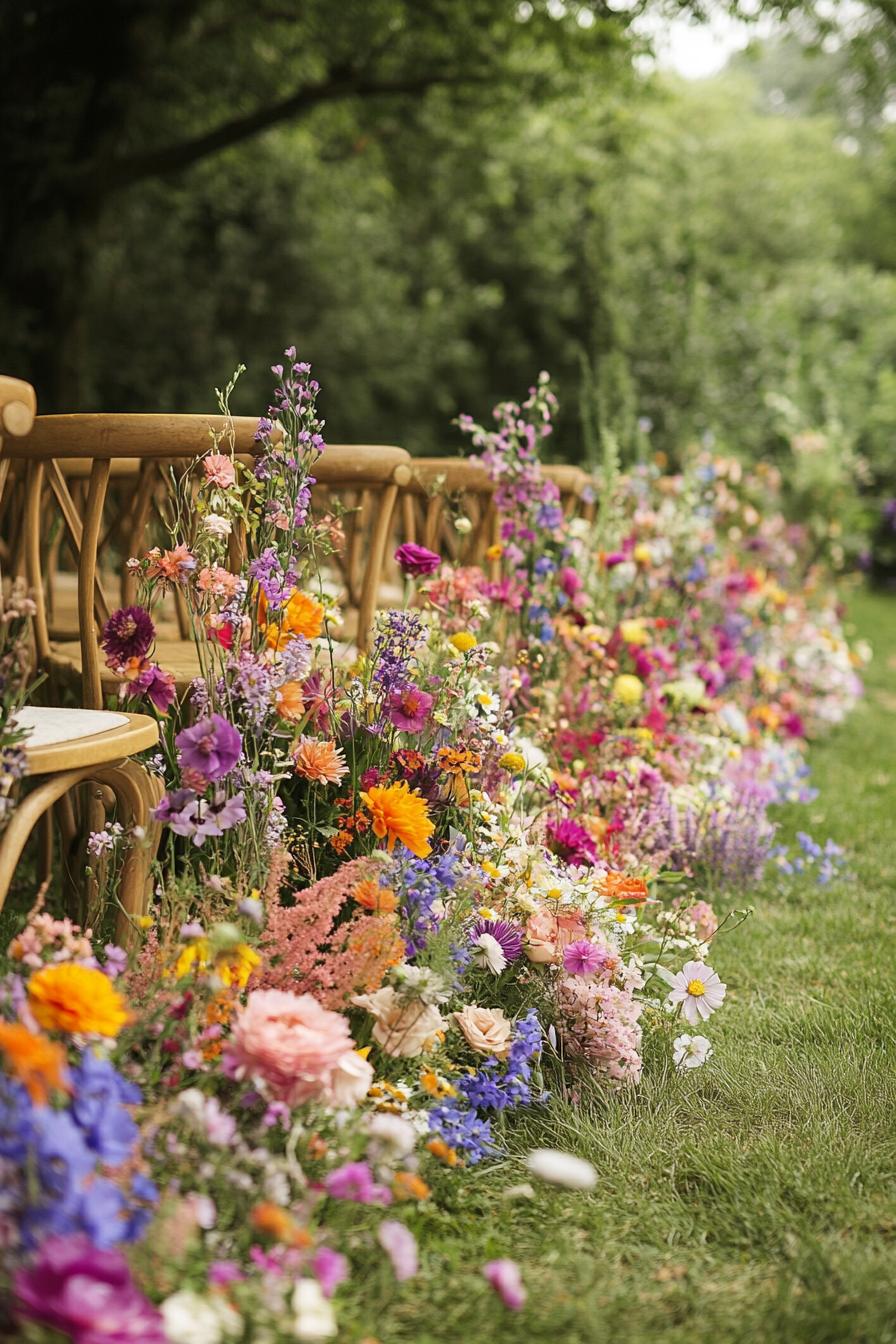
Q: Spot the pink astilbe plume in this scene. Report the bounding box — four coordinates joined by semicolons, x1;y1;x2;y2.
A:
255;858;404;1008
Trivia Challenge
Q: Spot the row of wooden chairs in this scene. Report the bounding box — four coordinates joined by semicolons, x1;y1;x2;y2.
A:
0;391;596;930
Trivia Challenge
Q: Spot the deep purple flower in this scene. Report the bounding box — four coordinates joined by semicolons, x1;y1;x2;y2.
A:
394;542;441;577
175;713;242;781
470;918;524;963
546;817;598;868
100;607;155;665
386;685;434;733
14;1234;167;1344
123;662;176;715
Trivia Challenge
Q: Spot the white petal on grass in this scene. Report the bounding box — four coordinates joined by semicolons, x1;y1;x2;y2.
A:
525;1148;598;1190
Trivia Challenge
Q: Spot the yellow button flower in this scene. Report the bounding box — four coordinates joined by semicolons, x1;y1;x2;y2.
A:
449;631;477;653
613;673;644;706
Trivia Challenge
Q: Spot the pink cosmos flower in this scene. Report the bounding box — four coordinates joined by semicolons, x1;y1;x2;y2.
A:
226;989;371;1108
202;454;236;488
377;1219;418;1282
483;1259;526;1310
386;685;434;733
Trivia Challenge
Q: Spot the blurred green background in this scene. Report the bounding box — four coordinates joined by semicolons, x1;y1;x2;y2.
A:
2;1;895;573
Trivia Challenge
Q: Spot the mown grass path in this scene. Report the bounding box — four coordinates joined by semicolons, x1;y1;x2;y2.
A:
345;589;896;1344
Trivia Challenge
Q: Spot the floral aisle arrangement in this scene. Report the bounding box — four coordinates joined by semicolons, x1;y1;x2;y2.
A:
0;354;865;1339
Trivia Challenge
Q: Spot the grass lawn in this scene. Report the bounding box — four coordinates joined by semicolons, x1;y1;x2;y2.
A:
336;587;896;1344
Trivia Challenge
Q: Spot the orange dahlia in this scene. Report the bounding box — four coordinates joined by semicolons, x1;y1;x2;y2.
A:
263;589;324;648
27;963;129;1038
293;736;348;785
360;781;434;859
274;680;306;722
0;1021;68;1103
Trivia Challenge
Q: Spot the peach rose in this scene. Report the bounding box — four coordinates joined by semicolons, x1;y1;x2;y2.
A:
228;988;362;1107
452;1005;513;1060
352;987;444;1058
523;907;588;965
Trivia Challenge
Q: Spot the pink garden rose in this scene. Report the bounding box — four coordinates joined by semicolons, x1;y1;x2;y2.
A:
523;907;587;965
227;989;369;1107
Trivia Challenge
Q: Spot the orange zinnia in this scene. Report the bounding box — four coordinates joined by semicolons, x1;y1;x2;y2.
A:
27;963;129;1038
264;589;324;649
0;1021;68;1104
360;781;434;859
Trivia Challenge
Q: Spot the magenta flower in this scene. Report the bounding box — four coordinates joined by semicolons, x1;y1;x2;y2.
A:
14;1235;167;1343
562;940;604;977
123;661;176;715
386;685;434;732
546;817;597;868
312;1246;349;1297
101;606;155;665
395;542;441;577
323;1161;392;1206
483;1258;526;1310
377;1219;418;1282
175;713;242;781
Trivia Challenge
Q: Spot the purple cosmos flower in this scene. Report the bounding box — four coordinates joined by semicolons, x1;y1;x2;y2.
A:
100;606;155;665
546;817;597;868
323;1161;392;1206
394;542;441;577
14;1235;167;1343
562;940;605;978
386;685;434;733
470;918;524;964
123;661;176;715
175;713;242;781
483;1258;526;1310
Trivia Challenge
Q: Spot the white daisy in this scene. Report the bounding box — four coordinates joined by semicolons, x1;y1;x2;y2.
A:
472;931;507;975
665;960;726;1025
673;1034;713;1070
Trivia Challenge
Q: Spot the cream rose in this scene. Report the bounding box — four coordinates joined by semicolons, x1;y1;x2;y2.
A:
326;1049;375;1107
452;1005;513;1060
353;987;444;1058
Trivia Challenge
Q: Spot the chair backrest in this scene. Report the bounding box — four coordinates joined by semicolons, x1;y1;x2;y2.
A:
0;377;38;584
542;464;597;521
401;458;501;570
6;414;412;701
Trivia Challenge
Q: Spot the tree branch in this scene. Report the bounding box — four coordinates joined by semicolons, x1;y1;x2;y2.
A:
90;67;488;196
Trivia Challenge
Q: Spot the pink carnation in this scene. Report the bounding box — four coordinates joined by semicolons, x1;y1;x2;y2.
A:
226;989;372;1108
203;454;236;488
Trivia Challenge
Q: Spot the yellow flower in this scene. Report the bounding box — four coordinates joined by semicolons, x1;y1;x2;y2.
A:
419;1068;457;1099
613;674;644;706
481;860;501;879
360;781;434;858
28;964;129;1038
172;939;260;988
498;750;526;773
136;915;154;929
485;543;504;560
633;543;652;566
449;631;477;653
619;619;649;646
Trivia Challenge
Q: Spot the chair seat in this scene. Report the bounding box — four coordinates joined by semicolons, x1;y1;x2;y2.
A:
49;636;203;692
17;707;160;775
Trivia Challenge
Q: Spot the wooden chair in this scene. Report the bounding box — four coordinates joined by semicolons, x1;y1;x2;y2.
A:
0;380;163;942
400;458;501;570
11;416;412;707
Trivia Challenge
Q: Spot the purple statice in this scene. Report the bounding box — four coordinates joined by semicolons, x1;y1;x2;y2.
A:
469;918;524;964
248;547;289;608
175;714;242;781
14;1235;167;1343
229;651;278;726
279;633;313;682
546;817;598;868
100;606;155;666
668;778;777;889
392;846;463;957
370;609;426;700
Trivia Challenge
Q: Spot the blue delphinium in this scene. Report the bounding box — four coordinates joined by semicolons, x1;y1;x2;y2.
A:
391;844;463;958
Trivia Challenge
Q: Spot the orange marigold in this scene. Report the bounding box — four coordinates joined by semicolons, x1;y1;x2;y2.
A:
603;872;649;905
360;781;434;859
27;964;129;1038
264;589;324;648
436;746;482;776
0;1022;68;1104
392;1171;431;1201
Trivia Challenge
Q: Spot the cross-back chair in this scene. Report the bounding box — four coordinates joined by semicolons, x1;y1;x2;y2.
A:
0;380;163;942
400;458;502;570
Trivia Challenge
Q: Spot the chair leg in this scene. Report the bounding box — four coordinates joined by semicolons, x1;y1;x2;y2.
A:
0;769;95;917
357;483;399;653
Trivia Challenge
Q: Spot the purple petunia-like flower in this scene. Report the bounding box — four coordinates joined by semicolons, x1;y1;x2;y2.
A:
175;714;242;781
100;607;155;666
14;1235;167;1343
546;817;597;868
470;917;524;964
394;542;441;578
